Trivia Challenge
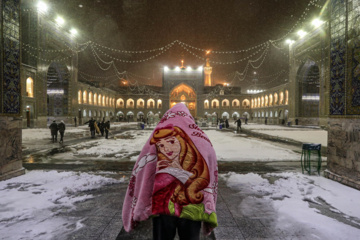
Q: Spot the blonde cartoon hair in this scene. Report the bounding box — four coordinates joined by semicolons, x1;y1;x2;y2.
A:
150;125;210;205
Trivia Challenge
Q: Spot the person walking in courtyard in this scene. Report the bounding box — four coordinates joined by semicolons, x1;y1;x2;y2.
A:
74;116;77;127
99;120;105;136
234;118;242;133
122;103;218;240
58;120;66;144
225;119;229;128
104;120;110;139
87;118;96;138
49;120;58;143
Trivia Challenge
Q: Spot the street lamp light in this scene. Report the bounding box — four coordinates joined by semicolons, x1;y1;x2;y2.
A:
297;30;307;38
37;1;48;13
312;19;324;28
55;16;65;26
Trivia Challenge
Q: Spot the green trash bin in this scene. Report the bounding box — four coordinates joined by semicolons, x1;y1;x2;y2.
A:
301;143;322;175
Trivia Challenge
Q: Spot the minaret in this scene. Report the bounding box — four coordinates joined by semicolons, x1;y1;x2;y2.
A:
204;57;212;86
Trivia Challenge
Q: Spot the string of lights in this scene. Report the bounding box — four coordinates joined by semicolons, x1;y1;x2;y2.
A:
22;41;91;53
271;0;320;43
22;45;77;62
78;70;122;79
90;45;114;71
177;40;268;54
180;42;269;65
92;40;177;54
92;43;172;63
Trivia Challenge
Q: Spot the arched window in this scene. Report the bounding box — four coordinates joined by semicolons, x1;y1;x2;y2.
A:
117;98;124;108
89;92;93;104
157;99;162;109
147;99;155;108
83;91;87;104
285;90;289;105
94;93;97;105
222;99;229;107
269;94;273;106
265;95;268;107
98;94;102;106
26;78;34;97
127;98;134;108
78;90;82;104
242;99;250;109
261;96;264;107
274;93;278;105
102;96;105;106
137;99;145;108
211;99;219;108
279;92;284;105
204;100;209;109
106;97;109;106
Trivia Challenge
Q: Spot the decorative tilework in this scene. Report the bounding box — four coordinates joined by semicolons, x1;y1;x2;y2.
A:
330;0;347;115
351;42;360;106
1;0;21;115
346;0;360;114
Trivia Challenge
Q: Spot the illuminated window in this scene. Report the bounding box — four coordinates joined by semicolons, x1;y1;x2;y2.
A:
83;91;87;104
26;78;34;97
279;92;284;105
98;94;102;105
89;92;93;104
204;100;209;109
78;90;82;104
94;93;97;105
265;95;268;107
181;95;186;101
157;99;162;109
285;90;289;105
117;98;124;107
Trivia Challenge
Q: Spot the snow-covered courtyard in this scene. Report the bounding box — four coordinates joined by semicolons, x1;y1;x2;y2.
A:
2;123;359;240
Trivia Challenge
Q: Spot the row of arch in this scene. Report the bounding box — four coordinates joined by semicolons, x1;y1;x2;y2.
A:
81;109;114;118
251;90;288;108
78;90;115;107
204;99;250;109
116;98;162;109
252;109;288;119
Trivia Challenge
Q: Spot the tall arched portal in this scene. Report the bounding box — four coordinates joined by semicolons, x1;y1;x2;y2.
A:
46;62;70;118
169;83;197;117
297;60;320;118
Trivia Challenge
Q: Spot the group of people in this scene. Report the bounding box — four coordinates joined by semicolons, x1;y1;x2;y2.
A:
87;118;111;139
49;120;66;143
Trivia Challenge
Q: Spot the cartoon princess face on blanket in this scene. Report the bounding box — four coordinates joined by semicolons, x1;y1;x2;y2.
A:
150;125;210;206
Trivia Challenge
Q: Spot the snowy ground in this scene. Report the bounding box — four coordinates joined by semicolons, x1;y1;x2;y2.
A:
222;172;360;239
2;124;356;239
23;123;312;162
0;171;124;240
242;123;328;147
1;170;360;240
46;129;301;162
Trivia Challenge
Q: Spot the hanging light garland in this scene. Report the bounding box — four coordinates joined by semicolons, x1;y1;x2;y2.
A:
92;43;172;63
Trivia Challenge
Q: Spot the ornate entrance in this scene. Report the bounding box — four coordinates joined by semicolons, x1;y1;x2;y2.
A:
169;83;196;117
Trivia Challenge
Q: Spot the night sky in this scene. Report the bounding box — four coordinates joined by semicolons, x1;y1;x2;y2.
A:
49;0;324;88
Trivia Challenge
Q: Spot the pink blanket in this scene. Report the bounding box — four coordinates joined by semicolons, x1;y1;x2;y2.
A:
122;103;218;234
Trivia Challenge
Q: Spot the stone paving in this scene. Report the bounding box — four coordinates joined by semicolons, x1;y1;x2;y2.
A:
20;124;332;239
59;162;315;240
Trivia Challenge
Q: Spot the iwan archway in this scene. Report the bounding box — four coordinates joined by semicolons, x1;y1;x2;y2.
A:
169;83;197;117
46;62;70;119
